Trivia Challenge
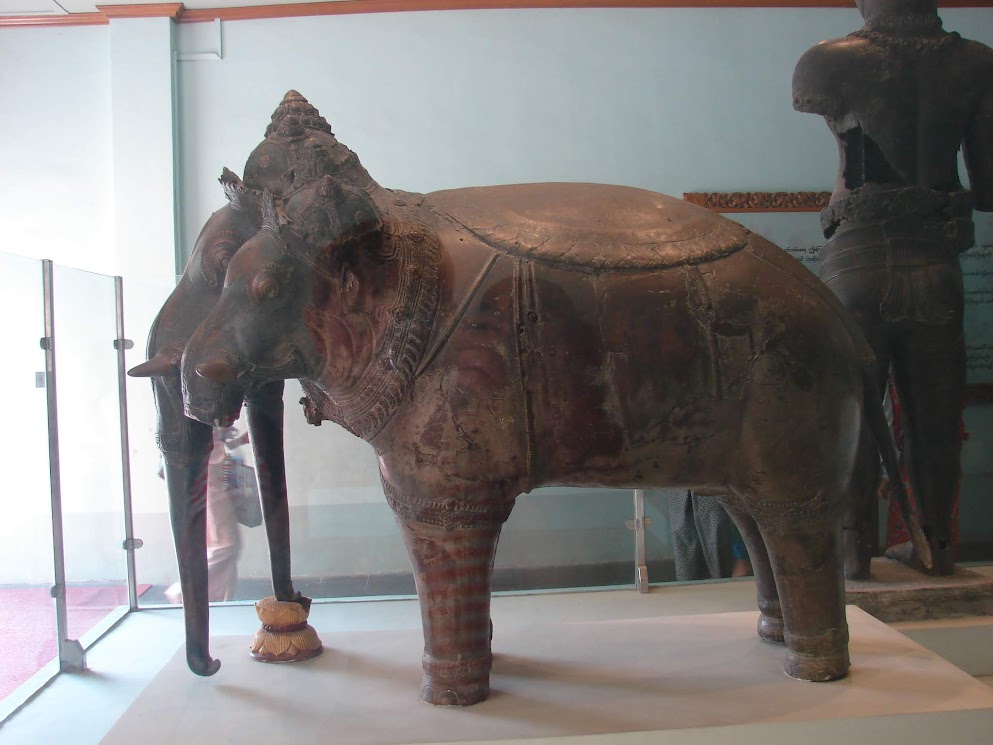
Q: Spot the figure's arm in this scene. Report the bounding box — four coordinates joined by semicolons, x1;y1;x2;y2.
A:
964;84;993;212
793;45;837;117
792;39;862;119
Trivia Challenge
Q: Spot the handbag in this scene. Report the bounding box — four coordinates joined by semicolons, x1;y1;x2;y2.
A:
221;454;264;528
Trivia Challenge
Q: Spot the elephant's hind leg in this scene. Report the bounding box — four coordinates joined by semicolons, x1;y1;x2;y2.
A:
723;506;783;643
398;518;502;706
755;503;849;682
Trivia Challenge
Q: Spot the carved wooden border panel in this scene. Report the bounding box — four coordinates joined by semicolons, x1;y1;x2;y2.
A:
683;190;831;213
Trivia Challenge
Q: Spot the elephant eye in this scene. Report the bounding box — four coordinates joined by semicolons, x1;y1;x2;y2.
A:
248;263;293;305
201;233;241;289
250;270;282;305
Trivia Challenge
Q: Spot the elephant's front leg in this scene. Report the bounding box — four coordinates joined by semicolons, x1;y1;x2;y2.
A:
398;516;503;706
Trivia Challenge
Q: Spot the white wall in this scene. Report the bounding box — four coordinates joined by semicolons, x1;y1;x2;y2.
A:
175;8;863;252
0;27;114;274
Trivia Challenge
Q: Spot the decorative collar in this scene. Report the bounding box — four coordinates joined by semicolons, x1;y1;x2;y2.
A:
851;14;959;52
315;192;440;441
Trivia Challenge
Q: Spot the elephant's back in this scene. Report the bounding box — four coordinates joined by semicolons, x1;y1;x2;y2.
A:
427;183;749;271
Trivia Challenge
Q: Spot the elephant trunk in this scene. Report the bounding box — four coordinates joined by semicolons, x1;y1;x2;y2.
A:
151;372;221;676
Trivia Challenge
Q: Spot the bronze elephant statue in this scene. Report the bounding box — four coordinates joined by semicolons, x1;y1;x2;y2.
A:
138;92;930;705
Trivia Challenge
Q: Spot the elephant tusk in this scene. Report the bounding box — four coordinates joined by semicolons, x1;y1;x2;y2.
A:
128;352;177;378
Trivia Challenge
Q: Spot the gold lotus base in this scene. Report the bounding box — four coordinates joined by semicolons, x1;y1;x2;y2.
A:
250;595;323;664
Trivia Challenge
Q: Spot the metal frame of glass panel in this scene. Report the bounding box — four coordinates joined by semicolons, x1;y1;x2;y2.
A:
40;259;86;675
114;276;141;611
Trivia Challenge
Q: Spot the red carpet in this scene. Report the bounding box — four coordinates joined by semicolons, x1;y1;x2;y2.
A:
0;584;150;701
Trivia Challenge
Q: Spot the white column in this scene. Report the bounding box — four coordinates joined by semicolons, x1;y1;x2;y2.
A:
109;17;179;282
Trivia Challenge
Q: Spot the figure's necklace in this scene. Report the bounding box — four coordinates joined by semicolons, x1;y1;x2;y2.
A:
850;14;959;53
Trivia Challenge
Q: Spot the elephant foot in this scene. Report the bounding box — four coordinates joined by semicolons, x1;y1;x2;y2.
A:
756;598;784;643
421;653;492;707
842;528;872;581
188;655;221;677
885;540;954;577
274;590;311;613
783;628;850;682
784;649;850;682
250;596;323;664
758;613;785;643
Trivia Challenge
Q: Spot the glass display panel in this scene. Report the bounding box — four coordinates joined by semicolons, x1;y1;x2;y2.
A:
250;400;410;600
124;276;179;607
0;252;57;703
130;363;689;601
497;487;673;591
51;265;130;640
128;217;991;600
233;444;663;601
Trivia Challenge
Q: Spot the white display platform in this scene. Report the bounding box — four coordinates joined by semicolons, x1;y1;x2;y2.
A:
101;606;993;745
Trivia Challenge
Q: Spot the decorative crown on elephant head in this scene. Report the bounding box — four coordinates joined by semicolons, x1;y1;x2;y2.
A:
244;90;378;197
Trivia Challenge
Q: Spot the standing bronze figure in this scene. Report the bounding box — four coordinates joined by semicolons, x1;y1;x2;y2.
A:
793;0;993;577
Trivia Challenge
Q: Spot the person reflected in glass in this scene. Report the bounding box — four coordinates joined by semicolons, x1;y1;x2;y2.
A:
164;425;248;603
668;489;751;581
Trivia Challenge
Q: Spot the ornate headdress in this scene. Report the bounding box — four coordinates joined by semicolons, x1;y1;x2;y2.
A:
264;90;335;140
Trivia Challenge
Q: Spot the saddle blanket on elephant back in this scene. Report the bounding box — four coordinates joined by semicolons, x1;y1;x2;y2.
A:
428;182;749;271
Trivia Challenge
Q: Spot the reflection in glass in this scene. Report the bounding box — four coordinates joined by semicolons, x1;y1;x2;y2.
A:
0;252;56;703
124;276;179;608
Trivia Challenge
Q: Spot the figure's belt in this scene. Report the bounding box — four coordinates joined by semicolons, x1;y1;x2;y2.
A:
821;186;973;249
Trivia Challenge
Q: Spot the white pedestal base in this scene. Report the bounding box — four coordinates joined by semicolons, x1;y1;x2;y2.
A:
102;606;993;745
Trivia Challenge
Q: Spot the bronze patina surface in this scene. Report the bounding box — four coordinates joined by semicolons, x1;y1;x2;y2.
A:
136;92;931;705
793;0;993;578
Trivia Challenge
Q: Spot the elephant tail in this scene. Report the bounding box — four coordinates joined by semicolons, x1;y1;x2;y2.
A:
861;364;934;570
